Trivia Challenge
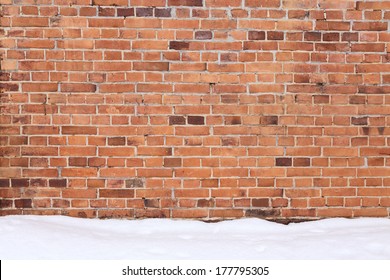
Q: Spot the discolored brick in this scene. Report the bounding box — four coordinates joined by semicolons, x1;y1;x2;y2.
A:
188;116;205;125
125;178;144;188
169;41;190;50
169;116;186;125
276;158;292;166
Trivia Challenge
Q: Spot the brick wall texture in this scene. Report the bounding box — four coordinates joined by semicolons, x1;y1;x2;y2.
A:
1;0;390;221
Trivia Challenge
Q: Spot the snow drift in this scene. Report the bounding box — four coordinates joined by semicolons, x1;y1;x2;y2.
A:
1;215;390;259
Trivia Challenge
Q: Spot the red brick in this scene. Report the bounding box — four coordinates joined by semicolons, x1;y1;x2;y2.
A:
18;39;54;49
13;17;48;27
248;31;265;40
3;0;390;221
133;62;169;71
169;0;203;6
117;8;135;17
61;83;96;93
93;0;128;6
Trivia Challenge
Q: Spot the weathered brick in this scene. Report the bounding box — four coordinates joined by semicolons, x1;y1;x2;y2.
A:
155;8;172;17
267;31;284;40
195;31;212;40
248;31;265;40
125;178;144;188
2;0;390;221
352;117;368;126
260;116;278;125
169;116;186;125
136;8;154;17
245;209;280;218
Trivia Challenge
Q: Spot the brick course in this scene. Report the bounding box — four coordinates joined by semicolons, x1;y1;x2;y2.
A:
1;0;390;221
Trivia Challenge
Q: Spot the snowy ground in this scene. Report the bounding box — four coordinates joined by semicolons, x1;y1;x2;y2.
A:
1;215;390;260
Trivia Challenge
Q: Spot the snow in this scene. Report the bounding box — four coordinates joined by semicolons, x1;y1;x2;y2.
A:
1;215;390;260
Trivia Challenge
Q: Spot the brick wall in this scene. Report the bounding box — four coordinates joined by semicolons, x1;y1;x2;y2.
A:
1;0;390;221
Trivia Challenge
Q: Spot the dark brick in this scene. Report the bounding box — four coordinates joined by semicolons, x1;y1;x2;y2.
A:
276;158;292;166
342;32;358;41
117;8;134;17
197;199;214;207
0;179;9;187
0;73;10;81
168;0;203;6
125;178;144;188
245;209;280;218
188;116;205;125
69;157;87;166
98;7;115;17
261;116;278;125
11;179;29;187
108;137;126;146
169;41;190;50
248;31;265;40
252;198;269;207
0;199;12;208
267;31;284;40
15;199;32;208
155;8;171;17
293;158;311;167
169;116;186;125
49;179;67;188
225;116;241;125
352;117;368;125
195;31;212;40
144;198;160;208
323;32;340;41
164;158;182;167
304;32;321;41
136;8;153;17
